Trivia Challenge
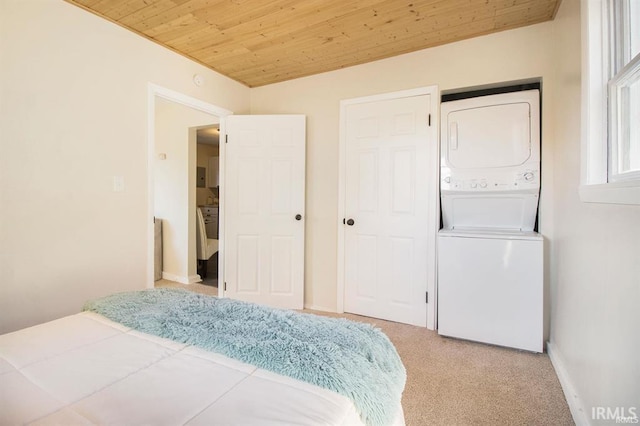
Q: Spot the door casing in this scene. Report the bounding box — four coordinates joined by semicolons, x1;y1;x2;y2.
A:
146;83;232;293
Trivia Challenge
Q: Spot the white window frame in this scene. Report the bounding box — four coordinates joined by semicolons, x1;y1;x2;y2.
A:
580;0;640;204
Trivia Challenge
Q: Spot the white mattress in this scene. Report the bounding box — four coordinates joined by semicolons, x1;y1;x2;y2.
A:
0;312;404;425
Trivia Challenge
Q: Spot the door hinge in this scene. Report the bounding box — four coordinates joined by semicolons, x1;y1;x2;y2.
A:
425;292;429;303
428;114;431;127
225;134;228;143
343;218;346;224
224;282;227;291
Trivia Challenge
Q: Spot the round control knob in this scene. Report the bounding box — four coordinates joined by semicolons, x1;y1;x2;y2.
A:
470;182;477;189
444;177;451;183
524;172;534;181
480;182;487;188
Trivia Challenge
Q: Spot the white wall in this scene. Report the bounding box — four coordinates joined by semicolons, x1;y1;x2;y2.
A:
154;98;216;283
549;0;640;422
0;0;250;334
251;22;557;313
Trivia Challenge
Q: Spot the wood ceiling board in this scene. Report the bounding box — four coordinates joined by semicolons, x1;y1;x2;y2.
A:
87;0;157;20
74;0;105;7
226;18;498;84
202;5;497;69
143;14;202;39
148;19;212;43
117;0;190;27
163;0;384;55
184;1;375;48
122;0;225;29
191;1;489;64
66;0;562;87
198;0;315;32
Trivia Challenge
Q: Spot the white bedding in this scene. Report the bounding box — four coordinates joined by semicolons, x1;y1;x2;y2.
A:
0;312;404;426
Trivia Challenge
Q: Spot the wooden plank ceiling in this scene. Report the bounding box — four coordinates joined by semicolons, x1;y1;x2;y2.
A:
67;0;561;87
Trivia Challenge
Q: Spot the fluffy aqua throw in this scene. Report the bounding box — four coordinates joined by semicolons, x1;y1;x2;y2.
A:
83;288;406;426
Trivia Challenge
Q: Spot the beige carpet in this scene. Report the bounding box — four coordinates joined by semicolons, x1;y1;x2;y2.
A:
155;279;218;296
154;280;573;425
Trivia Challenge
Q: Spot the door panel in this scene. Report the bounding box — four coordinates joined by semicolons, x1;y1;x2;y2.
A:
343;95;433;326
270;159;293;213
237;159;260;214
390;237;413;306
224;115;305;309
271;236;293;294
358;151;378;213
355;234;378;300
391;148;415;214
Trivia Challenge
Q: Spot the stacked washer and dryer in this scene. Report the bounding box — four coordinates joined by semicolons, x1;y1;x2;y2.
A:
437;88;543;353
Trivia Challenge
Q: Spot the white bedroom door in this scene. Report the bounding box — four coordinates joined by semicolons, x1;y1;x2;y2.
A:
341;90;437;327
223;115;306;310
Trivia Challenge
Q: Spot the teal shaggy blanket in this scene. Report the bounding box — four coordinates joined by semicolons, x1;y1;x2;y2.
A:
83;289;406;426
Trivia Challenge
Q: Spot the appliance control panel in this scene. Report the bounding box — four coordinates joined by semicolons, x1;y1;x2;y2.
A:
441;169;539;191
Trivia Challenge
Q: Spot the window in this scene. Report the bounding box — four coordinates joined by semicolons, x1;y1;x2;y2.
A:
581;0;640;204
608;0;640;181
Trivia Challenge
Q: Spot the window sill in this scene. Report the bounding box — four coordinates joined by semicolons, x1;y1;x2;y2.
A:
579;180;640;205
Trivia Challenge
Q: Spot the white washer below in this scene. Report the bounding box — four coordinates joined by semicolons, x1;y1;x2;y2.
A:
437;229;543;352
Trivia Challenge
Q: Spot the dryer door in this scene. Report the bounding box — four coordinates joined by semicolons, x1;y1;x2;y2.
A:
445;102;531;169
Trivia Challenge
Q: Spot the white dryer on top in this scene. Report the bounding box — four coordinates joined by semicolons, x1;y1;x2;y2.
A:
440;89;540;231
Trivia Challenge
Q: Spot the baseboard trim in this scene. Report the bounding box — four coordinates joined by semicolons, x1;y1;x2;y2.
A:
187;275;202;284
161;272;191;285
547;341;591;426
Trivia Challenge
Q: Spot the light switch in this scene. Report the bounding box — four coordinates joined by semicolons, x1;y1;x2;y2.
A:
113;176;125;192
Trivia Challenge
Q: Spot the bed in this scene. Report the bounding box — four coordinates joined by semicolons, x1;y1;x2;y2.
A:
0;289;406;426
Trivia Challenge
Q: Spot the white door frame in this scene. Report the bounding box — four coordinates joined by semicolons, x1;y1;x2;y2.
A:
336;86;440;329
146;83;232;295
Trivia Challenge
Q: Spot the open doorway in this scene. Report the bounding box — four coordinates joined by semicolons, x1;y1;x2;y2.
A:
146;84;231;293
195;125;220;288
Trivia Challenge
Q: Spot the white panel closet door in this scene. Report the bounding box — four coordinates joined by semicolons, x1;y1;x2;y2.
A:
224;115;305;309
343;94;433;326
